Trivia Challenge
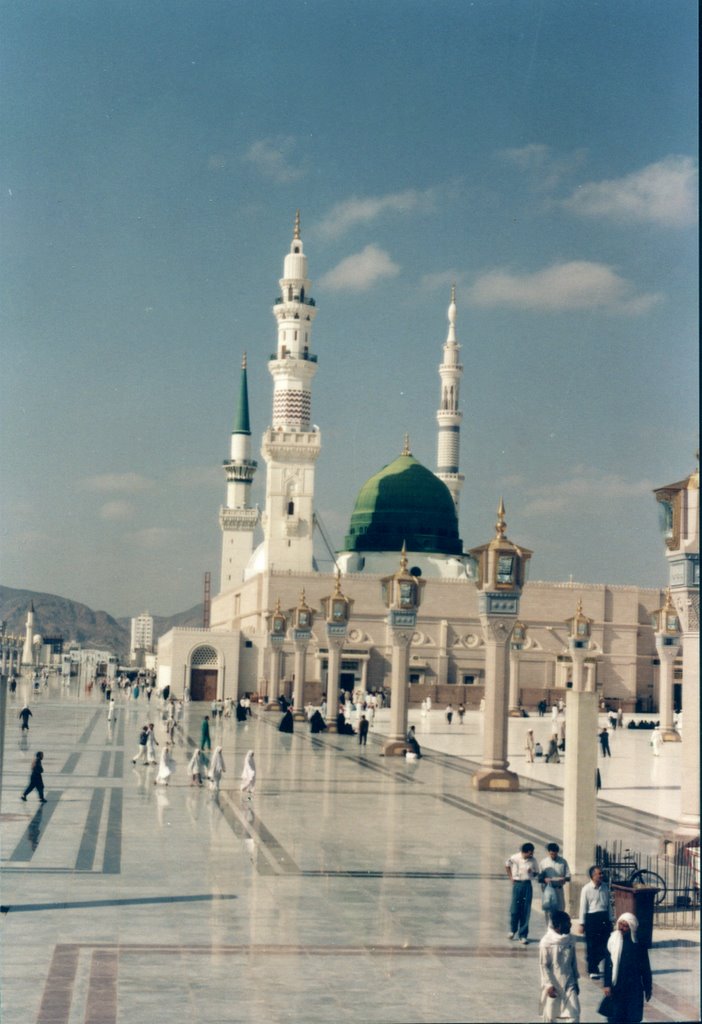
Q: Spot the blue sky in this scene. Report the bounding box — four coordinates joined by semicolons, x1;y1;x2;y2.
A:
1;0;697;616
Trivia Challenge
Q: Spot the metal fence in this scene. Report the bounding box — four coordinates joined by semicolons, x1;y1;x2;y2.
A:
596;839;699;930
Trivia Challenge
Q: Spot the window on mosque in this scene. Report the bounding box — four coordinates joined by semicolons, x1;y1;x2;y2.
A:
287;501;295;516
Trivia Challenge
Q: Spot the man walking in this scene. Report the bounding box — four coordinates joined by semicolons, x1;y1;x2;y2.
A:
21;751;47;804
505;841;539;944
539;910;580;1023
358;715;369;746
201;715;212;751
19;705;32;731
578;865;612;978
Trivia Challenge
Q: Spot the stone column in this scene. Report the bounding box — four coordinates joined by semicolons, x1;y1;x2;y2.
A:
473;617;518;789
383;628;412;755
325;639;343;732
292;637;309;720
655;635;680;740
266;643;283;708
674;597;700;837
563;647;598;913
508;647;521;716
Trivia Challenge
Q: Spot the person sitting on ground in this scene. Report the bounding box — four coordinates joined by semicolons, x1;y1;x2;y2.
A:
309;709;327;733
406;725;422;759
336;711;355;735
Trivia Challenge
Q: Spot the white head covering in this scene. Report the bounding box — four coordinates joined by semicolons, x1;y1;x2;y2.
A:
241;750;256;791
211;746;225;773
607;912;639;985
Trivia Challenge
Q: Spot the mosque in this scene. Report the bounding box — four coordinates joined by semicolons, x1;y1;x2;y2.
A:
156;214;676;712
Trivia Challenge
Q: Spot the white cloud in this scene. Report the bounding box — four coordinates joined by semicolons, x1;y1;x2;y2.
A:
318;244;400;292
522;467;654;517
467;260;661;315
127;527;182;549
562;156;698;227
316;187;438;239
99;500;134;521
499;144;586;189
243;136;306;183
81;472;153;494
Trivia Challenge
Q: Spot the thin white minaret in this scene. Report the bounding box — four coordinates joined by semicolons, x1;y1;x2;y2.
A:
260;212;321;573
219;354;259;591
21;601;35;667
436;284;465;513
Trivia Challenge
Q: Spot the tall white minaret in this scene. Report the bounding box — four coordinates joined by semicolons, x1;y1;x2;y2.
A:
21;601;35;667
219;354;259;591
260;212;321;573
436;285;465;513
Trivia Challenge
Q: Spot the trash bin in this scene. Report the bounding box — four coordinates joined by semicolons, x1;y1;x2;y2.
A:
612;884;658;948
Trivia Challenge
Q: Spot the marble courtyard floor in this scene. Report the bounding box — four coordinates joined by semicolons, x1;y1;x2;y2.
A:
1;685;699;1024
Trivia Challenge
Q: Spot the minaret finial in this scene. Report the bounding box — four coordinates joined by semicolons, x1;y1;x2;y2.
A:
402;433;411;456
293;209;301;240
576;597;584;616
334;569;342;595
242;352;247;369
274;597;282;613
451;282;456;305
400;540;408;573
495;497;507;539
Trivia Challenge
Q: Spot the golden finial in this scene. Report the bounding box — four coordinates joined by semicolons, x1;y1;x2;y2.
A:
274;597;282;613
242;352;247;369
451;282;456;304
399;540;408;573
293;209;301;240
402;433;411;456
334;570;343;595
495;497;507;539
576;598;584;616
663;587;675;610
300;588;306;604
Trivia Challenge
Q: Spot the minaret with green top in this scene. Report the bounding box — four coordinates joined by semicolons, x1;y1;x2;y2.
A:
219;353;259;592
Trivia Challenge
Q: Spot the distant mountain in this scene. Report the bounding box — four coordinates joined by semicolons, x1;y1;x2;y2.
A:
0;585;204;658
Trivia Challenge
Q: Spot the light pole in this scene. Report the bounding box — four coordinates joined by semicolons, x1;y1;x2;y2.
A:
382;544;422;756
321;572;352;732
562;599;597;913
265;599;288;709
652;590;681;741
508;621;528;716
469;499;532;790
654;466;699;837
291;590;314;720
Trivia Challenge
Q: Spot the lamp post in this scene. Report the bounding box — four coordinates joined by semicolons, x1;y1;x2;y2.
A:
652;590;681;741
654;465;699;837
265;599;288;709
321;572;352;732
562;599;597;912
508;621;528;717
468;499;532;790
381;544;421;756
291;590;314;720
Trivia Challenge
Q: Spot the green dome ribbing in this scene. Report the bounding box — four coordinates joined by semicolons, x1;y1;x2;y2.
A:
344;454;462;555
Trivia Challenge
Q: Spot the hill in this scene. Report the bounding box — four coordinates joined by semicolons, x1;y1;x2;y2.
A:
0;585;204;658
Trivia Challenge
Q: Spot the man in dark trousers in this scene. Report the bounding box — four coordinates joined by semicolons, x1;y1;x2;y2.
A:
358;715;369;746
19;706;33;731
599;727;611;757
21;751;47;804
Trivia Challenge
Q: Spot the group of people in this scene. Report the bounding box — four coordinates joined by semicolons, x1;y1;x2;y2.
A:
506;842;653;1023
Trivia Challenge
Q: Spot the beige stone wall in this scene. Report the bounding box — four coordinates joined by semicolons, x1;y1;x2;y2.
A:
202;572;663;711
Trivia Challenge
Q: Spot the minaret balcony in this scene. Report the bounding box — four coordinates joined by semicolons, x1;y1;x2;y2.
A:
219;507;259;531
269;351;318;363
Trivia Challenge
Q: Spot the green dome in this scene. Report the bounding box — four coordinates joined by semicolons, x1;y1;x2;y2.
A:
344;453;463;555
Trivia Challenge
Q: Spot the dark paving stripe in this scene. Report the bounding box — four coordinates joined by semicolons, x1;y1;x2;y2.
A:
97;752;111;777
60;752;81;774
5;894;238;913
437;790;558;846
85;948;118;1024
9;793;61;861
36;944;79;1024
102;789;122;874
301;870;506;879
220;793;299;875
75;789;105;871
112;751;123;778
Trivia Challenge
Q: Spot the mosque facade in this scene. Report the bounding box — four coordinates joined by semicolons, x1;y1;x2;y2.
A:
157;216;672;711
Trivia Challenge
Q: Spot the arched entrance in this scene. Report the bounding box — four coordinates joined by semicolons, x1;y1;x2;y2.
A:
189;645;219;701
